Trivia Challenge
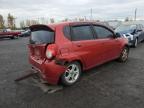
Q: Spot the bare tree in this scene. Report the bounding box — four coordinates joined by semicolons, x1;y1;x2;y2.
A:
40;17;48;24
7;13;16;29
50;18;55;23
61;18;69;22
31;20;39;25
125;17;129;22
25;19;39;27
0;15;5;29
26;20;31;27
79;18;85;21
20;21;25;28
74;18;78;21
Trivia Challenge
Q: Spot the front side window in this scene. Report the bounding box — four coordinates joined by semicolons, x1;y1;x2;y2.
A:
93;26;114;39
72;25;94;41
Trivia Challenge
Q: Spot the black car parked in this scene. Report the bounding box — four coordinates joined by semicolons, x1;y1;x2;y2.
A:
20;29;31;37
115;23;144;47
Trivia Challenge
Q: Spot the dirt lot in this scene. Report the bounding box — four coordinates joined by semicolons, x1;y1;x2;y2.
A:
0;37;144;108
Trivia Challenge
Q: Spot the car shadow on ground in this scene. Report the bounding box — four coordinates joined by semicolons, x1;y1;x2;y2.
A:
0;38;18;41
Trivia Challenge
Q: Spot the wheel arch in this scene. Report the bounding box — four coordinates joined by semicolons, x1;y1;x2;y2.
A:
56;52;86;70
64;59;84;71
58;59;84;85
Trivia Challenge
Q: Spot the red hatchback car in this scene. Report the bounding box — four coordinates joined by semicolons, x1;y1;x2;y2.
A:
28;22;129;86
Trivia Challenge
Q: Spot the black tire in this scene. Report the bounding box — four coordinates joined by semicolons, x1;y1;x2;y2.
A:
10;36;14;39
61;62;82;86
118;47;129;62
11;35;19;39
133;38;138;48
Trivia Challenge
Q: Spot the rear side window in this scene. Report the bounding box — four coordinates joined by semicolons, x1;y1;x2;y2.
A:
30;30;54;44
72;25;94;41
93;26;113;39
63;26;71;40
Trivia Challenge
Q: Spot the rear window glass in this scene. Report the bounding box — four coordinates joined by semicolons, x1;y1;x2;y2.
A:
30;30;54;44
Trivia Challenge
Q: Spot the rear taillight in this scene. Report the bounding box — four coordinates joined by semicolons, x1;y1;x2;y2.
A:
46;44;57;60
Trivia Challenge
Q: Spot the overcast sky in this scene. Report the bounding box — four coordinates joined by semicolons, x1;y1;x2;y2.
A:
0;0;144;25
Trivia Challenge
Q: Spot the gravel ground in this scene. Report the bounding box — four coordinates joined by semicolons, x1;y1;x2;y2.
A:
0;37;144;108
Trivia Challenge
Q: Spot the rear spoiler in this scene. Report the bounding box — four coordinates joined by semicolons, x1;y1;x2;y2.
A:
29;24;55;32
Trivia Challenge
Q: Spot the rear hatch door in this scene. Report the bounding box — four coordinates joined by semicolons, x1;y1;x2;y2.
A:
29;25;55;61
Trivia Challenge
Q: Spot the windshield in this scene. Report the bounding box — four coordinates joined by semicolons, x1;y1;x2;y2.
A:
115;24;136;33
30;30;54;44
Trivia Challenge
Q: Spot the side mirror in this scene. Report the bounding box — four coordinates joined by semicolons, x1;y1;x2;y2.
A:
115;32;121;38
133;29;137;34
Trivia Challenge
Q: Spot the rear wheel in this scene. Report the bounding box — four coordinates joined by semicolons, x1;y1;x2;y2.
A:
61;62;81;86
118;47;129;62
10;36;14;39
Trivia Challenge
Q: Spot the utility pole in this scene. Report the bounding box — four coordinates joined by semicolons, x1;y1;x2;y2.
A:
84;16;87;21
134;8;137;21
90;8;93;20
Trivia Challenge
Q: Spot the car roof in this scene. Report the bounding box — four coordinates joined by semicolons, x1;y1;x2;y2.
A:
49;21;105;26
30;21;112;31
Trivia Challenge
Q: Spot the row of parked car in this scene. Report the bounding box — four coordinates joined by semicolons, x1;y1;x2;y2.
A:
27;21;144;86
0;28;31;39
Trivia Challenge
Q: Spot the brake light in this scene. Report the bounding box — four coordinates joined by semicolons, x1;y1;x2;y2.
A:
46;44;57;59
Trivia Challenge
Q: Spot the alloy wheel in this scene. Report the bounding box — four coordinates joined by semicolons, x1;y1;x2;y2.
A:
64;64;80;84
121;48;128;61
